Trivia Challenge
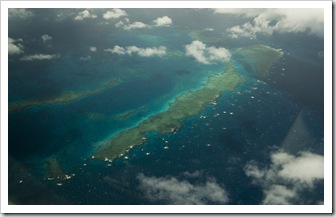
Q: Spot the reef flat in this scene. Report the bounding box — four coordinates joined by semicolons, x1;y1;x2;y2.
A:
45;157;74;182
115;106;146;120
233;45;284;78
9;79;120;112
93;62;246;161
115;110;137;120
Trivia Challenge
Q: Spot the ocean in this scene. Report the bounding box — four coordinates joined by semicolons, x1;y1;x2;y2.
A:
8;8;324;205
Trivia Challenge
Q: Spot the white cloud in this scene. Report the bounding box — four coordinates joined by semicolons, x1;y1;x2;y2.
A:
224;9;324;38
74;10;97;21
104;45;166;57
244;150;324;204
227;22;263;39
137;46;166;57
124;21;148;30
275;9;324;38
116;16;172;30
204;28;214;31
154;16;173;26
275;152;324;187
185;40;231;64
115;21;124;28
8;9;33;19
104;45;126;55
244;162;265;180
79;56;91;61
8;37;24;55
137;173;229;204
125;46;140;55
41;34;52;42
263;184;298;205
20;54;60;61
185;40;209;64
115;19;149;30
208;46;232;62
103;9;127;19
89;46;97;52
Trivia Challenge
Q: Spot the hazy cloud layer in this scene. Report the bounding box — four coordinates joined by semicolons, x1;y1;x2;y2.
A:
8;38;24;55
42;34;52;42
154;16;173;26
20;54;60;61
213;8;264;18
103;9;127;20
220;9;324;38
9;8;33;19
104;45;166;57
244;150;324;204
185;40;231;64
74;10;97;21
137;173;229;204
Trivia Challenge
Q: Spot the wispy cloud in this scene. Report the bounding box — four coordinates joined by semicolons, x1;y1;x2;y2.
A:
8;38;24;55
137;173;229;204
20;54;60;61
79;55;91;61
213;8;264;18
74;10;97;21
9;8;33;19
185;40;231;64
41;34;52;42
135;46;166;57
103;9;127;19
244;150;323;204
89;46;97;52
104;45;166;57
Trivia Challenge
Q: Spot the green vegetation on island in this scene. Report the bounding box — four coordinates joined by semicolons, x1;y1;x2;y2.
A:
93;62;245;161
9;79;120;112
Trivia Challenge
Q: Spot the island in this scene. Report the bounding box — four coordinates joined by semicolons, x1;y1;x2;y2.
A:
92;45;284;162
93;62;245;161
9;78;121;112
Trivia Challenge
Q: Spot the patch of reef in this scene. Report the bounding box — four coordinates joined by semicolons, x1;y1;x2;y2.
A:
9;79;120;112
45;157;75;184
115;105;147;120
233;45;284;79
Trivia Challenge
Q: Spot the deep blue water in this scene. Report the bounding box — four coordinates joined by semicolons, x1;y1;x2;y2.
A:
8;9;324;205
